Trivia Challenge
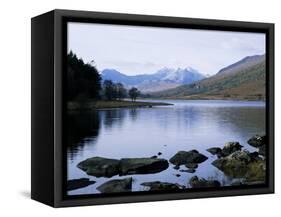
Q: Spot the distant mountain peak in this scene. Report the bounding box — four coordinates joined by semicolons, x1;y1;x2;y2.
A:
101;68;122;75
101;66;205;93
184;66;198;72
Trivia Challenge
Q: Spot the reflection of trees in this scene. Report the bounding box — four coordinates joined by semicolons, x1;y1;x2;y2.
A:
67;111;100;159
129;109;138;122
67;109;135;160
101;109;127;129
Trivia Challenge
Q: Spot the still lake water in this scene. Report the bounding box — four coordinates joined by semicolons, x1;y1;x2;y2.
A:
67;99;265;195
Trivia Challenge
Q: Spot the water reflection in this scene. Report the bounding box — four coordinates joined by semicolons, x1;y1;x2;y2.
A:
67;111;101;160
67;101;265;159
66;100;266;195
101;109;127;130
67;108;135;159
129;108;138;122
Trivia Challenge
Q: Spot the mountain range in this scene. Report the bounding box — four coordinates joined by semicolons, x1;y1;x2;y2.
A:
101;67;206;92
151;54;266;100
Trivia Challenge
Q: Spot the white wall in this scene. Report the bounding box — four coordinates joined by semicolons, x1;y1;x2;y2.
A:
0;0;279;215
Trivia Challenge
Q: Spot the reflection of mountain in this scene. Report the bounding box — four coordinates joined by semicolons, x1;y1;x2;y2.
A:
151;54;265;100
101;67;205;93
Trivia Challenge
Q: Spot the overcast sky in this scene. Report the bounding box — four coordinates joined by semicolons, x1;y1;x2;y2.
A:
68;22;265;76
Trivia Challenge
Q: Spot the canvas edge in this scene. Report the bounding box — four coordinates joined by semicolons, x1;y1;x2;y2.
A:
48;9;275;208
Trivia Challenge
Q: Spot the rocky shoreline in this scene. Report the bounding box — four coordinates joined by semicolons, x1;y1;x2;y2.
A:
67;135;266;193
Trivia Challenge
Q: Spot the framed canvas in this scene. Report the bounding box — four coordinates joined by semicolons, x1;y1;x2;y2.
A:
31;9;274;207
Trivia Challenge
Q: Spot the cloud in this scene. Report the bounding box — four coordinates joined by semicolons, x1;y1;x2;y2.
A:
99;60;162;74
68;22;266;75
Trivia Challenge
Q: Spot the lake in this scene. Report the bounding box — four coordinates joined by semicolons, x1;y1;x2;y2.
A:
66;99;266;195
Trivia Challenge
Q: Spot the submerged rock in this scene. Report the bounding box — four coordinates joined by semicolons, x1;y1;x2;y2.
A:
185;163;198;169
248;135;266;148
169;150;208;166
67;178;96;191
207;147;222;156
221;142;243;157
189;176;221;188
77;157;120;178
141;181;185;191
180;169;196;173
119;157;169;175
97;178;132;193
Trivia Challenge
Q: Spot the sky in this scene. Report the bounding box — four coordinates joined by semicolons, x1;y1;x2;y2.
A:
68;22;265;76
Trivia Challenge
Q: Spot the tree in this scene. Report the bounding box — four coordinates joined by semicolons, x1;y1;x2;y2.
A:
103;81;127;101
116;83;127;100
128;87;140;101
67;51;101;101
103;80;116;100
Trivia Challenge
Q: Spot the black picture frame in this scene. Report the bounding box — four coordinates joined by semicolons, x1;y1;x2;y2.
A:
31;9;274;207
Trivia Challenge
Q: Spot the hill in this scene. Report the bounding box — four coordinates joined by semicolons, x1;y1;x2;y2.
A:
151;54;266;100
101;67;205;93
217;54;265;75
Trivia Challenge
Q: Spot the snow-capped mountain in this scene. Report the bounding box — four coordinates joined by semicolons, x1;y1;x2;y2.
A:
157;67;205;83
101;67;205;93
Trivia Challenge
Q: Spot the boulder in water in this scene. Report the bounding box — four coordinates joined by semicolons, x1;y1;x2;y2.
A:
67;178;96;191
141;181;185;191
169;150;208;166
97;178;132;193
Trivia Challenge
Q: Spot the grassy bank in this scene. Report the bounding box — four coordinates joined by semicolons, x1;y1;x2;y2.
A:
68;100;173;110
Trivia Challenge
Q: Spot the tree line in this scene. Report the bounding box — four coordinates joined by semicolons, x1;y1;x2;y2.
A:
102;80;140;101
67;51;140;102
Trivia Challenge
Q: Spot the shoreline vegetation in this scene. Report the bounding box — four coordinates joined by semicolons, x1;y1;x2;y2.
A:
67;52;175;111
68;135;266;193
67;100;173;111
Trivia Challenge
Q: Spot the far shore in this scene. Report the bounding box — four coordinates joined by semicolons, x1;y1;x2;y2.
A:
145;94;265;101
67;96;266;111
67;100;173;111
